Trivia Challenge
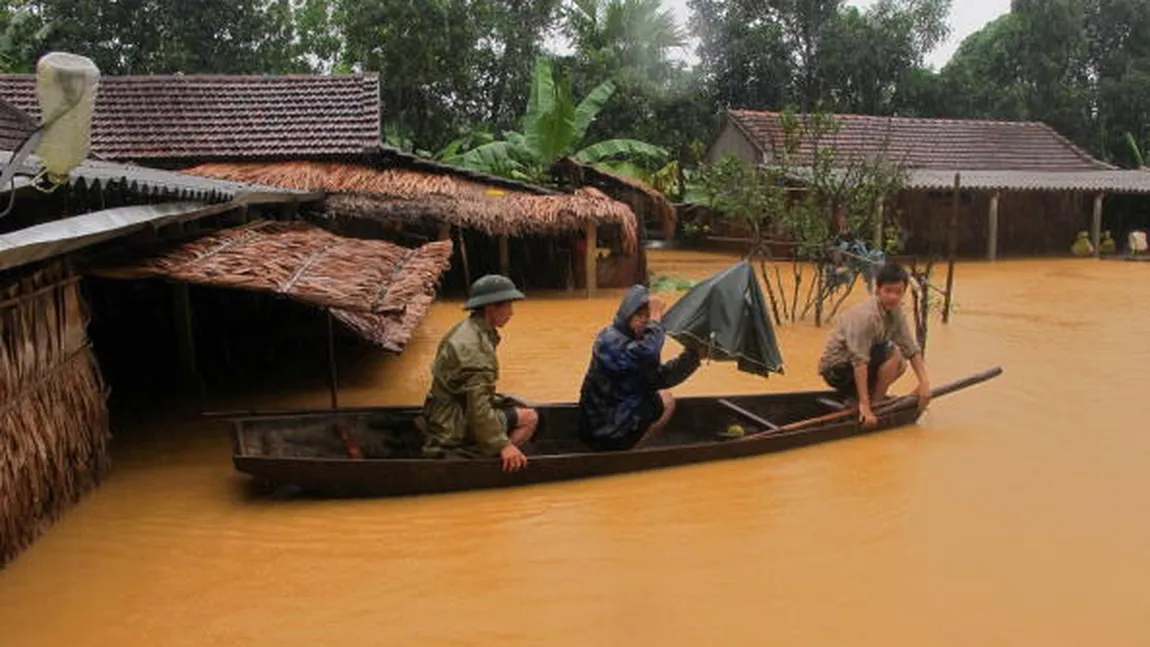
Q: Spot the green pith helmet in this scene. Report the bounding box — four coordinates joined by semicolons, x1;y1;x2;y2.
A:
464;274;526;310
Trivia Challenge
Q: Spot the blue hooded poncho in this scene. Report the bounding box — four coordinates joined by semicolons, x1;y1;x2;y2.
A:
576;285;701;451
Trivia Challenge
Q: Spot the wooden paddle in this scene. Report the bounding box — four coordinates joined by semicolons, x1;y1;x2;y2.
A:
737;366;1004;441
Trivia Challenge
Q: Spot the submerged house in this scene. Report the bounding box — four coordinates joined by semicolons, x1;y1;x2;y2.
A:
707;109;1150;258
0;69;662;567
0;73;655;292
0;97;455;567
185;158;640;294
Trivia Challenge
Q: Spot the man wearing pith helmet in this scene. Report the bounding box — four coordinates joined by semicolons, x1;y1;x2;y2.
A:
420;274;539;472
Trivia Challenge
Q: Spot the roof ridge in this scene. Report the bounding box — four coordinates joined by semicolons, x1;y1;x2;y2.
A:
724;108;1107;172
728;107;1053;129
0;72;380;81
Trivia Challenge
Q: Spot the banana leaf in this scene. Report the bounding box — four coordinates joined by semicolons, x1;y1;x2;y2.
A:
660;260;785;378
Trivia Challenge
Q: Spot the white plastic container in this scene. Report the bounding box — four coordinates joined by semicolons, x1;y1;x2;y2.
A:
33;52;99;179
1129;230;1148;254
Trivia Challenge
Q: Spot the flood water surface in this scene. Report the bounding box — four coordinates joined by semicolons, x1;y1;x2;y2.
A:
2;251;1150;645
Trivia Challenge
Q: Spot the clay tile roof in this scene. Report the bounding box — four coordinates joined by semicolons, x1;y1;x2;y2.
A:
727;109;1113;172
0;74;382;163
0;98;35;151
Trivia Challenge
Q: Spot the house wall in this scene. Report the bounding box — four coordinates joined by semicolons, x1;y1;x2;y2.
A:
677;186;1106;259
704;122;762;166
893;189;1094;257
1;261;111;567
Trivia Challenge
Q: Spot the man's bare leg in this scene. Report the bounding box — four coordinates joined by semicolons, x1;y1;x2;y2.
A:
872;349;907;401
508;407;539;447
632;391;676;449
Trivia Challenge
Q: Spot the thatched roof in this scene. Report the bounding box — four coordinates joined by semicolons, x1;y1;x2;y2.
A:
182;161;640;253
551;158;676;235
100;220;452;353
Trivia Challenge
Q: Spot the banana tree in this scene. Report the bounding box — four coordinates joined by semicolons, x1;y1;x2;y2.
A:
453;56;668;183
384;122;496;162
1124;132;1146;168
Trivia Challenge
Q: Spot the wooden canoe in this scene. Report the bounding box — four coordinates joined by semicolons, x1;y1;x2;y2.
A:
226;366;1002;498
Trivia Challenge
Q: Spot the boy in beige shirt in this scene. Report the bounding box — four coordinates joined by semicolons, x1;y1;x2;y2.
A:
817;263;931;427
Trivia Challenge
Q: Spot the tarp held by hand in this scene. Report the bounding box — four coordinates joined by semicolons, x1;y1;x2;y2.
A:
661;260;785;378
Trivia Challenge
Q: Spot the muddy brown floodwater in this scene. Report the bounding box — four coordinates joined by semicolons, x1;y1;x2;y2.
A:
3;250;1150;646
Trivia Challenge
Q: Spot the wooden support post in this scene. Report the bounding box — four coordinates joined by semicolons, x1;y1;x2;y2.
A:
326;310;339;409
987;191;1000;261
456;227;472;294
1092;193;1105;258
585;222;598;298
873;201;884;250
499;236;510;276
919;260;933;358
172;283;202;396
943;173;960;324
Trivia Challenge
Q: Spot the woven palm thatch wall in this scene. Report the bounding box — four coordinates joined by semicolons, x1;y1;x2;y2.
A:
182;161;640;254
1;262;111;567
102;220;454;353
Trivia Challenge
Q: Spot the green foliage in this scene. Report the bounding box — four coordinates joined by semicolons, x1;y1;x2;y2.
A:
932;0;1150;169
690;0;952;113
688;154;780;240
26;0;311;75
690;109;908;260
649;273;698;292
1125;132;1146;168
330;0;564;150
451;56;669;184
1;0;1147;203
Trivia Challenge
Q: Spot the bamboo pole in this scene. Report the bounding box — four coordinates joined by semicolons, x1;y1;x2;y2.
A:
172;283;204;401
873;201;885;249
1091;193;1105;258
754;247;784;326
987;191;1000;261
736;366;1004;441
455;226;472;294
499;236;510;276
326;310;339;409
919;260;933;358
943;173;959;324
585;222;598;298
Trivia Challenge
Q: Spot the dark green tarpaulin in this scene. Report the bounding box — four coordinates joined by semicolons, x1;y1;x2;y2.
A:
661;260;785;378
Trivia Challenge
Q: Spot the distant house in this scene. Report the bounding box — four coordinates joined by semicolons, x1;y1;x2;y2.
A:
706;109;1150;258
0;74;658;291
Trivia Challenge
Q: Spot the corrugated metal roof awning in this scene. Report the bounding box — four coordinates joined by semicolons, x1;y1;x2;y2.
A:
0;150;325;203
0;201;218;272
904;169;1150;193
775;166;1150;194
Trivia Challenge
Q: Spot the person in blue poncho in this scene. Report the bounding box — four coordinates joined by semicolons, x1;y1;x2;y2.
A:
577;285;704;452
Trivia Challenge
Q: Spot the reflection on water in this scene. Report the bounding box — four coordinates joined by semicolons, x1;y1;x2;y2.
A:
3;251;1150;645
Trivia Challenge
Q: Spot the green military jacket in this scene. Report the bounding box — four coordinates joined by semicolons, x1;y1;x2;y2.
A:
421;314;512;458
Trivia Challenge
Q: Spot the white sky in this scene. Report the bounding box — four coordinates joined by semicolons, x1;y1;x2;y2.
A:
662;0;1012;70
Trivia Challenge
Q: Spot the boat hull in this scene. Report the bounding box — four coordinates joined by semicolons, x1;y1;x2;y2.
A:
229;390;923;498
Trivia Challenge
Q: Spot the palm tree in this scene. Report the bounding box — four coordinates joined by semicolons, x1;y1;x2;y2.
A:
449;56;668;183
564;0;688;86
